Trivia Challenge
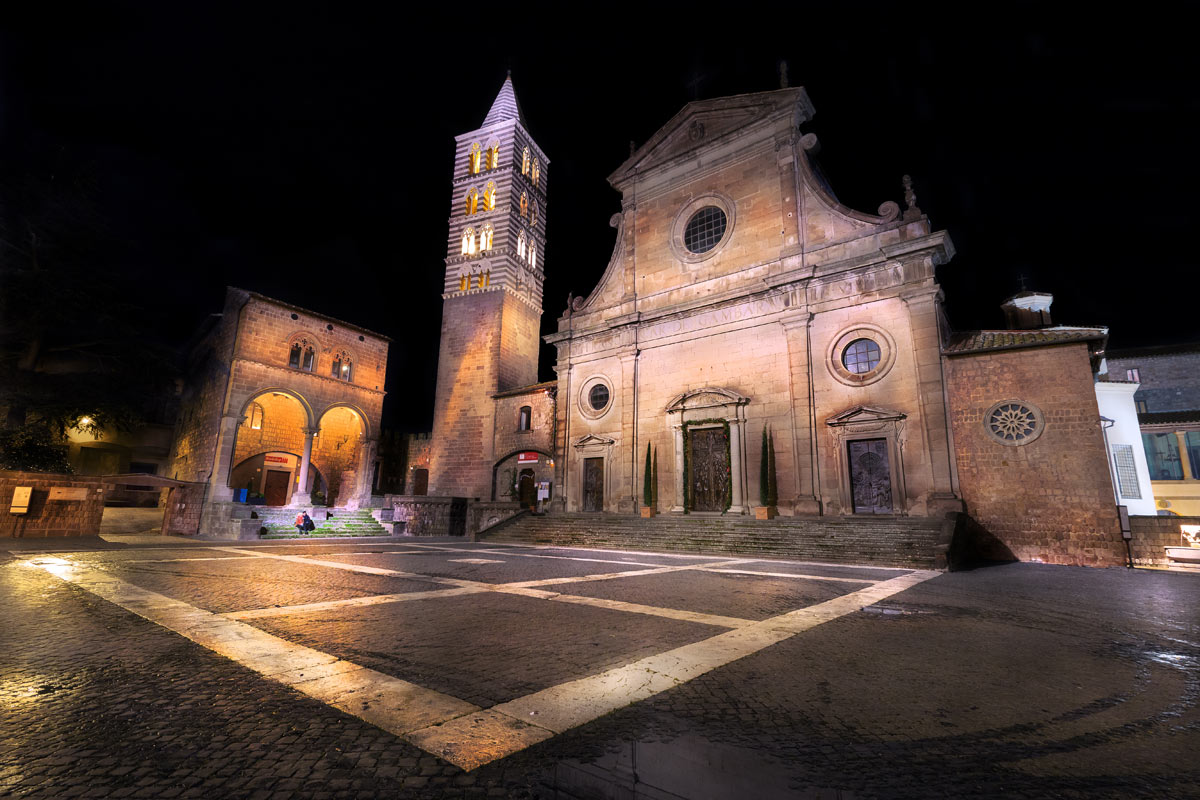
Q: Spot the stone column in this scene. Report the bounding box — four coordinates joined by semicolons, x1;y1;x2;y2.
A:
782;314;821;515
728;416;746;514
293;428;315;506
671;423;685;512
208;413;242;502
357;438;379;506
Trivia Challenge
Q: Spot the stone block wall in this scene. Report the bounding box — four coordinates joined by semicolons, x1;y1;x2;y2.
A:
1;471;106;537
1129;514;1200;565
1107;349;1200;413
946;343;1125;566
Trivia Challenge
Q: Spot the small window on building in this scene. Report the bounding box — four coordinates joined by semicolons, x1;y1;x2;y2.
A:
249;402;264;430
468;142;481;175
1112;443;1141;499
289;342;302;368
531;157;540;186
1142;432;1183;480
480;223;493;252
529;244;537;270
331;352;353;382
486;142;500;170
518;405;532;431
465;188;478;216
483;181;496;211
589;384;610;411
302;346;315;371
1126;368;1140;382
530;200;537;226
1136;400;1148;414
517;230;527;260
521;146;530;175
462;228;476;255
520;191;528;217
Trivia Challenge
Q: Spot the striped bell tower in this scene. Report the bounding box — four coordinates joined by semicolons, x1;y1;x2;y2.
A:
428;74;549;498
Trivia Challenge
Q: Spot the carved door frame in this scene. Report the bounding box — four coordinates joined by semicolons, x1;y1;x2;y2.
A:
666;387;749;514
571;434;615;512
826;406;908;516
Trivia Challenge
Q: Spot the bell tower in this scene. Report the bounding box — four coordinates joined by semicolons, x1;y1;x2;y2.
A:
429;74;549;498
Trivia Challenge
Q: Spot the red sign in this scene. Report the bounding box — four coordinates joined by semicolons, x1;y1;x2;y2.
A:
264;455;292;465
517;452;539;464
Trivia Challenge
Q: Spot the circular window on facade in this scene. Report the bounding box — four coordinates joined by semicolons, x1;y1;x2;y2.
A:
589;384;610;411
683;206;727;254
579;375;613;419
842;339;881;374
984;400;1045;446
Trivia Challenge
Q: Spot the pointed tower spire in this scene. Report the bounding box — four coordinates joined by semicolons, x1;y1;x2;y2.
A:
482;72;526;128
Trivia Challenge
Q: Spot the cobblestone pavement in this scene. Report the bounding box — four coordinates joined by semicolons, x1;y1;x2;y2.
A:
1;536;1197;799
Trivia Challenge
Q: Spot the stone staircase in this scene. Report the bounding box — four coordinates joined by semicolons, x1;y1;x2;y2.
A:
252;508;391;539
479;512;954;569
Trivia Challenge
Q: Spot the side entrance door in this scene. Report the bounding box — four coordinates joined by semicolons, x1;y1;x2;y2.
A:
264;470;291;506
582;457;604;512
690;426;730;512
848;438;892;514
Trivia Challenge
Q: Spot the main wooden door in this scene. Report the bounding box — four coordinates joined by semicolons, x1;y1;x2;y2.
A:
264;470;291;506
519;469;536;509
689;427;730;512
848;438;892;514
582;457;604;512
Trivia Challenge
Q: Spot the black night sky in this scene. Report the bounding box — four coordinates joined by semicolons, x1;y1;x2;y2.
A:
3;5;1196;430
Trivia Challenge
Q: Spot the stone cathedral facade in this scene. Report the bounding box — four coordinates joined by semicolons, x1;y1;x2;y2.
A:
426;77;1127;567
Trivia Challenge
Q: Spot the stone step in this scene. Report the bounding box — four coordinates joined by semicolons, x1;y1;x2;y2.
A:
481;512;950;568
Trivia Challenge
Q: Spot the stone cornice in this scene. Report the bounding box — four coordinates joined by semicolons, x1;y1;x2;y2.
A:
230;357;387;397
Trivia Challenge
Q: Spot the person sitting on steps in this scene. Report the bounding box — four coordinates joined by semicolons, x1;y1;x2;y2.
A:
294;511;305;536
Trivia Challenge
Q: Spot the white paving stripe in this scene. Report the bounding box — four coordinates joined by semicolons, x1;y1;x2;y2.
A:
214;547;479;589
494;585;754;629
27;550;938;772
24;556;481;738
501;560;745;589
699;567;877;584
222;585;489;620
407;569;940;769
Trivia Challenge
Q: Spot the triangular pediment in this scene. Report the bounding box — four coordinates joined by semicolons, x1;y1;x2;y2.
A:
666;386;750;413
573;434;616;448
825;405;907;427
608;88;814;187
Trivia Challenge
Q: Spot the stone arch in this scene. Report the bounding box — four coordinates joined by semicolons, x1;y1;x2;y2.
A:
236;389;316;430
491;448;554;502
316;402;372;440
313;404;369;507
229;390;315;498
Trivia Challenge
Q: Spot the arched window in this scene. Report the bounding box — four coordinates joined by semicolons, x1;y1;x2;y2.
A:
482;270;490;287
288;338;316;371
480;223;493;252
531;157;540;186
461;228;476;255
331;351;353;382
465;188;478;215
529;243;537;270
249;402;264;430
521;146;530;176
486;140;500;170
520;191;528;217
530;199;538;226
518;406;532;431
468;142;481;175
483;181;496;211
459;273;468;291
517;230;527;260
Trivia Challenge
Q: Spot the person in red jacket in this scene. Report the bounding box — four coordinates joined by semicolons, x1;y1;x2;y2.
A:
294;511;305;535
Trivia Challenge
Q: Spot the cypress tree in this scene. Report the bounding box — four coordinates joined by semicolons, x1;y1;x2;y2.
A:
767;427;778;507
759;425;769;507
643;441;653;507
652;446;659;508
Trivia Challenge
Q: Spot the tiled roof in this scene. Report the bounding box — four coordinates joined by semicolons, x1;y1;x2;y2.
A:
482;75;526;128
1139;410;1200;426
943;327;1107;355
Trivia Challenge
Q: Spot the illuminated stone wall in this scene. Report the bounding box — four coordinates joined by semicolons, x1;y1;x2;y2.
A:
313;406;365;506
946;343;1124;566
231;392;308;468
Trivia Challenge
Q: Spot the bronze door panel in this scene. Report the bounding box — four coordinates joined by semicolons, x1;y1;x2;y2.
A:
583;457;604;512
848;438;892;514
689;427;730;512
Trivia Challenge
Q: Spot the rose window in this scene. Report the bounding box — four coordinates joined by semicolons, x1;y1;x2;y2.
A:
985;402;1043;445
